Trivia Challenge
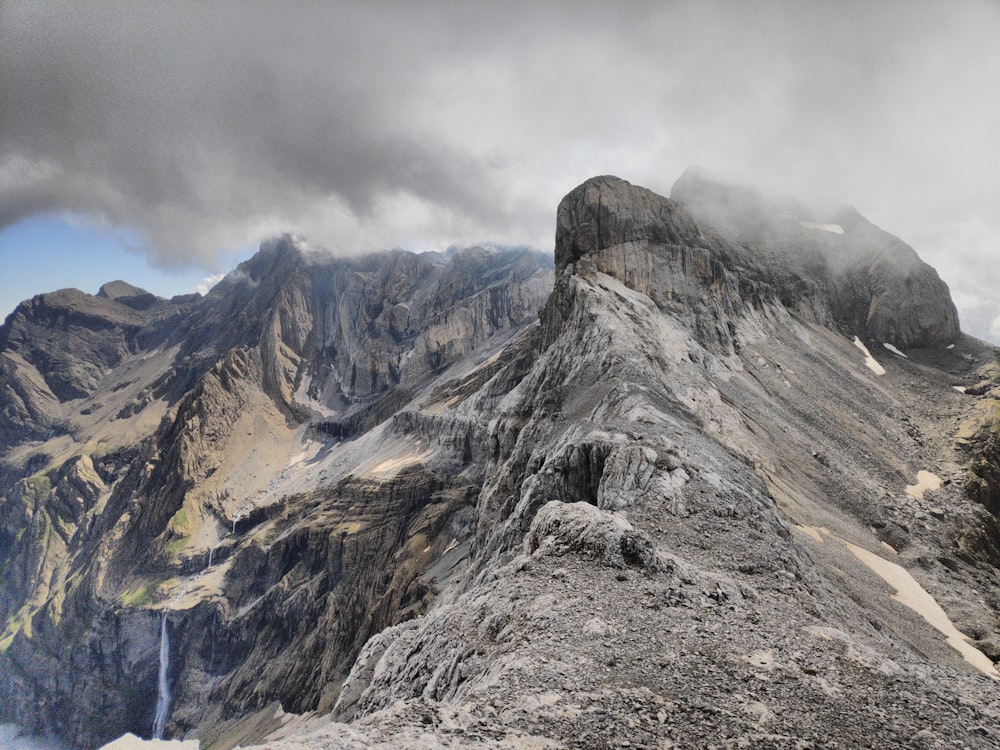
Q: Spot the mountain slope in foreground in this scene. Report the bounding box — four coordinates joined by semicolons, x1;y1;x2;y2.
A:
2;173;1000;749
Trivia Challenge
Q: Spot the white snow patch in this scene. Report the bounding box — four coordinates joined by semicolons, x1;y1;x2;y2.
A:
844;541;999;679
351;438;435;479
364;449;434;477
794;525;829;544
906;470;942;500
800;221;844;234
881;343;908;358
947;344;956;350
98;735;199;750
852;337;886;376
793;527;996;677
953;385;967;394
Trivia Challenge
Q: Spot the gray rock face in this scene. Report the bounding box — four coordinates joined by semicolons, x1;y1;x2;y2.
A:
671;167;961;348
97;280;151;300
309;177;1000;748
555;175;705;270
0;241;553;748
1;175;998;750
549;176;754;354
0;284;198;457
0;288;192;403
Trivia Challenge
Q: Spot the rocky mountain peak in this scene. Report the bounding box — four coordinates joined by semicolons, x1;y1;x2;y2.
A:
197;234;307;305
670;166;794;231
670;168;960;348
547;174;763;354
554;175;704;272
96;281;162;312
97;280;153;300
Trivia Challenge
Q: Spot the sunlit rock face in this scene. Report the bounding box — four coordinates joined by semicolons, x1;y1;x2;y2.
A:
0;241;553;748
2;174;1000;750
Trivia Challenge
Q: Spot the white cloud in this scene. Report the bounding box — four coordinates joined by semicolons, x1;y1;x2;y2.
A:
193;274;224;296
910;217;1000;344
0;0;996;311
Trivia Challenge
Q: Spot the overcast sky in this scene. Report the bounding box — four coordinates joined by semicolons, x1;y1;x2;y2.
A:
1;0;998;342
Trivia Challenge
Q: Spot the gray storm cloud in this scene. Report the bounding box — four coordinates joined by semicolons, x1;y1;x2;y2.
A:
1;0;998;340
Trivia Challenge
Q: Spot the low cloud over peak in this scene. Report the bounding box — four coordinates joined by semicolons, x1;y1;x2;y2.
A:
1;1;998;340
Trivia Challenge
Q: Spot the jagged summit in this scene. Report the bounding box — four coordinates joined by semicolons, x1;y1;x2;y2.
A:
675;168;960;347
557;172;959;350
554;175;705;271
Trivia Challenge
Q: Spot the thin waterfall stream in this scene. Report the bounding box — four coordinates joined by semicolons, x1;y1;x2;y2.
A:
151;611;171;740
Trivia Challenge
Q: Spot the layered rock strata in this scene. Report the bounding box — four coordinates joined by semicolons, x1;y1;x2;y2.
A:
0;242;553;747
273;176;1000;749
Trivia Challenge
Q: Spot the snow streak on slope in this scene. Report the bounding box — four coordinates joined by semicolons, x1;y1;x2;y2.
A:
852;336;886;375
799;221;844;234
844;541;999;679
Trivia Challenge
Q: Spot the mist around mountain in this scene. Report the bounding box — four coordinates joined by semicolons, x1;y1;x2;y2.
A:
1;171;999;749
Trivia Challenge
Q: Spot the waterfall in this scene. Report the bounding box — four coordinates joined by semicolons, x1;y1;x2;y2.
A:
152;612;171;740
207;546;215;568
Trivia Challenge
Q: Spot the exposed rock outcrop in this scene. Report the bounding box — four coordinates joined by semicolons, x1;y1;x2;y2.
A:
547;176;757;353
297;176;999;748
672;167;961;348
963;360;1000;518
0;288;193;402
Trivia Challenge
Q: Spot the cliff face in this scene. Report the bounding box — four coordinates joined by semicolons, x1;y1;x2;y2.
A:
0;284;196;449
671;167;961;348
0;241;553;747
2;175;999;750
287;177;1000;748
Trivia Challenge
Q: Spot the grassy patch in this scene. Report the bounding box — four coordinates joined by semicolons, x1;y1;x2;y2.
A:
43;574;77;626
0;604;35;652
165;535;190;554
164;504;194;554
170;507;191;533
119;584;153;608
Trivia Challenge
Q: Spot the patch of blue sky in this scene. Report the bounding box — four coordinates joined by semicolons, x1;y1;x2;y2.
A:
0;214;250;322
